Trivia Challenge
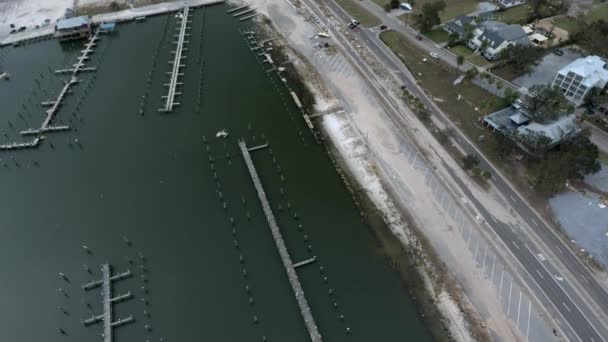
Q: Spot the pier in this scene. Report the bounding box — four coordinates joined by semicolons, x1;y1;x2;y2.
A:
81;264;134;342
238;140;323;342
0;137;41;151
159;6;191;113
227;4;249;13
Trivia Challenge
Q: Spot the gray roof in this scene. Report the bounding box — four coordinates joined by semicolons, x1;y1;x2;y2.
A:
445;15;475;36
479;24;529;48
56;16;90;30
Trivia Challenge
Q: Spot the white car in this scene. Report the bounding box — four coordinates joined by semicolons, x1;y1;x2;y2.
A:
429;52;439;59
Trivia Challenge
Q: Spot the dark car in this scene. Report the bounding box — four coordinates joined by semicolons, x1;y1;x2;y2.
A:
380;24;388;30
553;49;564;56
9;29;16;34
415;34;423;41
18;26;26;32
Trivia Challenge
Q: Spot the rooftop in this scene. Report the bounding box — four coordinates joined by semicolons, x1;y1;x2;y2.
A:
516;115;578;145
56;16;91;31
480;23;529;47
557;55;608;88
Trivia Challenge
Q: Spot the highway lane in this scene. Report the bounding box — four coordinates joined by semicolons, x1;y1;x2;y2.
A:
300;0;608;339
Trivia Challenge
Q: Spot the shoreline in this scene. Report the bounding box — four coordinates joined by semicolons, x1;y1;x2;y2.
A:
250;14;483;342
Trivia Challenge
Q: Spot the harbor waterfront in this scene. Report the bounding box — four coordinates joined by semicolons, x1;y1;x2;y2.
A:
0;5;434;341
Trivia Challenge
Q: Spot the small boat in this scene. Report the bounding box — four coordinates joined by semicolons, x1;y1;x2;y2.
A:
134;16;147;22
0;72;9;80
216;130;228;138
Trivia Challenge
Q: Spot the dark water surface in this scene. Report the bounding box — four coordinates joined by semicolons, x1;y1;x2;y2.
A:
0;5;433;341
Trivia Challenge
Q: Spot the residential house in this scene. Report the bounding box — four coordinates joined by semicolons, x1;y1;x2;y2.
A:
483;101;580;153
443;15;476;38
495;0;526;8
552;55;608;106
467;21;530;60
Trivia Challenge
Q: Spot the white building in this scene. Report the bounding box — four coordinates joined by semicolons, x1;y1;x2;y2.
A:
552;55;608;106
495;0;526;8
467;21;529;60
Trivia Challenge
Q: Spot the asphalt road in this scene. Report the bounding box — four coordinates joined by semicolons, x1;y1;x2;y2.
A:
299;0;608;340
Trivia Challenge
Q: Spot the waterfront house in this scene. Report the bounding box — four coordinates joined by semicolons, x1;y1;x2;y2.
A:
54;16;91;42
443;15;476;39
467;21;529;60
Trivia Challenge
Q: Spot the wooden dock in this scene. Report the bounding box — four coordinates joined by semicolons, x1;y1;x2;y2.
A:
82;264;134;342
227;4;249;13
159;6;191;113
0;137;41;151
238;140;323;342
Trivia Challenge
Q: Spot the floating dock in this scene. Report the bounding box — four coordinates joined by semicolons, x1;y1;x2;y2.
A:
227;4;249;13
159;6;191;113
82;264;134;342
239;140;323;342
0;137;41;151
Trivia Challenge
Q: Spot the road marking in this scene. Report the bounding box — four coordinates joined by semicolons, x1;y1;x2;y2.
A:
482;244;489;269
490;254;496;286
516;291;522;328
554;244;565;255
526;300;531;342
507;280;513;315
535;269;544;279
488;215;497;224
531;218;539;227
473;237;480;262
581;275;590;283
536;253;546;262
499;270;505;300
512;241;520;250
411;151;418;165
562;302;571;312
491;175;496;181
466;228;472;248
509;194;517;203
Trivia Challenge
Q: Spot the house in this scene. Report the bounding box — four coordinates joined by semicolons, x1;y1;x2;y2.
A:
54;15;91;42
495;0;526;8
552;55;608;106
443;15;476;38
467;22;529;60
483;101;580;153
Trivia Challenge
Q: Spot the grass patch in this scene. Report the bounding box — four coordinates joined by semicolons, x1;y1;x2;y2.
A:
397;0;481;23
494;5;532;24
379;31;505;144
490;64;520;81
425;27;451;43
466;53;490;66
586;4;608;23
553;16;582;33
332;0;382;27
448;44;473;57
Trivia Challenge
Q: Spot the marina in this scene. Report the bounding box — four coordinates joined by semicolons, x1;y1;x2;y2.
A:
0;5;433;341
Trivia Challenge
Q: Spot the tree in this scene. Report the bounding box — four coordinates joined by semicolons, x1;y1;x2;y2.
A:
414;0;446;33
585;88;608;109
456;55;464;70
390;0;400;8
526;84;574;123
384;2;392;12
501;87;519;107
498;45;544;74
464;66;479;79
477;39;490;55
528;0;570;20
574;19;608;57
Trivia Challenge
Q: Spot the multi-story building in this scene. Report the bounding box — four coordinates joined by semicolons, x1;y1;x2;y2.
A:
54;16;92;42
552;55;608;106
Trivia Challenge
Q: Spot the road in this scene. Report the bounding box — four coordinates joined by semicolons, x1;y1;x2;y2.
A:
298;0;608;340
586;121;608;154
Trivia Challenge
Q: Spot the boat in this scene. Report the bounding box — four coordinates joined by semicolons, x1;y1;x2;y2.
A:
134;16;147;22
216;130;229;138
0;72;9;80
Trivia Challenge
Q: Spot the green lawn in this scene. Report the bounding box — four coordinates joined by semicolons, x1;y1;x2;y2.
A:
586;4;608;22
333;0;382;27
425;27;450;43
394;0;481;23
466;53;490;66
448;44;473;57
494;5;532;24
379;31;504;140
553;16;582;33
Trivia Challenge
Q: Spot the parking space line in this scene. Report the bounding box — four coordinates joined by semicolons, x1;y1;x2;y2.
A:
526;300;531;342
499;270;505;300
490;254;496;286
473;238;480;262
507;280;513;315
466;228;473;248
512;241;520;250
535;269;544;279
562;302;571;312
516;291;522;328
482;244;489;269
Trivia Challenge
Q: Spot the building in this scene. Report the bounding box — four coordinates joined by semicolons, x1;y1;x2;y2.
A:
495;0;526;8
483;102;580;153
552;55;608;106
467;21;529;60
443;15;476;38
54;15;91;42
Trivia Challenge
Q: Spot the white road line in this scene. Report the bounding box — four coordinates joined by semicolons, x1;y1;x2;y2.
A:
482;244;489;269
554;244;565;255
488;215;497;224
535;269;544;279
507;280;513;315
490;254;496;286
499;270;505;300
512;241;520;250
562;302;571;312
411;151;418;165
516;291;523;328
531;218;539;227
509;194;517;203
473;237;480;262
526;300;531;342
466;228;472;248
581;275;590;283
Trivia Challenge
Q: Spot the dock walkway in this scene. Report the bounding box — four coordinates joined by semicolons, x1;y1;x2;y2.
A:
159;6;191;112
238;140;323;342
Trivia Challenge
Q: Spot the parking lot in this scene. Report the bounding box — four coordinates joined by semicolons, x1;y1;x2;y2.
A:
513;46;584;92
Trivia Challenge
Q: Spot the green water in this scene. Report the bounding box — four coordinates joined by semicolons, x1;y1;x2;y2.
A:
0;5;433;341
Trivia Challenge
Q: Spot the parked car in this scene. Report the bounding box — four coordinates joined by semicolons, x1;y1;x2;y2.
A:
429;52;439;59
347;19;360;30
18;26;26;32
553;49;564;56
9;29;16;34
415;34;423;41
380;24;388;30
